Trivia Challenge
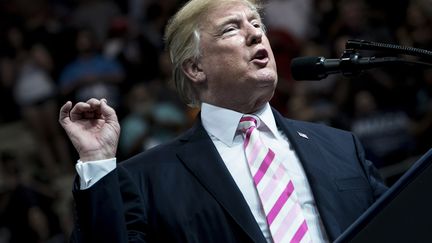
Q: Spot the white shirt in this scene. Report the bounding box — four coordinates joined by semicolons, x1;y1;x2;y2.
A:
201;102;328;243
76;102;328;242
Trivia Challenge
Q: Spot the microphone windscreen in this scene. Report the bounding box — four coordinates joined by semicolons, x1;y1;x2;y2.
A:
290;56;323;81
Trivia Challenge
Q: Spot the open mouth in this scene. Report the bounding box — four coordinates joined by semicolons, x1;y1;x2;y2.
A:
251;49;269;66
253;49;268;60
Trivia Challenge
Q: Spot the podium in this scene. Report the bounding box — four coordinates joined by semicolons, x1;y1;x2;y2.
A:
335;148;432;243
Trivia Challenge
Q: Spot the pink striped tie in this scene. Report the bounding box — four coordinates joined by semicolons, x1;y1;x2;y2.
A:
238;115;311;243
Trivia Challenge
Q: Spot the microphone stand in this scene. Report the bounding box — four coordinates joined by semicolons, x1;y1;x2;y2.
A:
346;39;432;61
338;40;432;78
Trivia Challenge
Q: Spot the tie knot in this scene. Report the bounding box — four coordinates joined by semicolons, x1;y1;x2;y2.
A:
238;115;260;133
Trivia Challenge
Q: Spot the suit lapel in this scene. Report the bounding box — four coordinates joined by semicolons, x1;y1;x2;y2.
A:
176;120;267;243
272;109;343;240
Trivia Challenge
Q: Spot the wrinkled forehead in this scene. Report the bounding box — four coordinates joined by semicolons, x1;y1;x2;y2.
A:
199;1;260;24
208;0;259;14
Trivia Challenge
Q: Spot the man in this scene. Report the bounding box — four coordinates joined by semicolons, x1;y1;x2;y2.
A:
59;0;387;242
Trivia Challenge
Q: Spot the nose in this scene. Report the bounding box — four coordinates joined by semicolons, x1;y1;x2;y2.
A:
246;23;263;46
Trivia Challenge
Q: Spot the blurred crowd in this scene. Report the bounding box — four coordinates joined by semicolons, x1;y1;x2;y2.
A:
0;0;431;242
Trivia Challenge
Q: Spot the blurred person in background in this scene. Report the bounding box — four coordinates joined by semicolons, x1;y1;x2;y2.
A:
13;42;73;176
58;28;125;109
0;151;63;243
70;0;122;44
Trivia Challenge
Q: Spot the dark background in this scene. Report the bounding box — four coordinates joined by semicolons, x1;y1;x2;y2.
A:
0;0;431;242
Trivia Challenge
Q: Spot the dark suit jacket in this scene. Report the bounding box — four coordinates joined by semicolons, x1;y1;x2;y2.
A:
71;109;387;243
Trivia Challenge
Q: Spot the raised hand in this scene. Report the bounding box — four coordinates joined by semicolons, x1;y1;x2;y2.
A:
59;98;121;162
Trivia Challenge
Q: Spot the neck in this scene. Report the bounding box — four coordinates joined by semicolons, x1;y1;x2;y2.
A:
201;100;268;114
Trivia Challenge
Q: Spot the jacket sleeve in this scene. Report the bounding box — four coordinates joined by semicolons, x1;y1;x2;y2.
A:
70;165;148;243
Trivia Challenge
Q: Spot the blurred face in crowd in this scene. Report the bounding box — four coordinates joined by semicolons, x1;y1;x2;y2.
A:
184;1;278;113
76;30;96;54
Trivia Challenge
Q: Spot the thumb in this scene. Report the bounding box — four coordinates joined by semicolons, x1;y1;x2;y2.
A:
100;99;118;123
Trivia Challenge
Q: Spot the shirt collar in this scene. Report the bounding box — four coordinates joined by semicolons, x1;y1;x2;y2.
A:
201;102;279;147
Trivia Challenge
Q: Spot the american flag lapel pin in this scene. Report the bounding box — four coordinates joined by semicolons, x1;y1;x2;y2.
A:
297;131;309;139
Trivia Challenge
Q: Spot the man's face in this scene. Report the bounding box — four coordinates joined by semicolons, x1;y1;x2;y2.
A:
196;1;278;113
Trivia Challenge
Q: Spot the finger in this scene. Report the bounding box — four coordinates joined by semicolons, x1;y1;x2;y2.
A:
87;98;103;117
70;102;92;122
86;98;102;107
59;101;72;125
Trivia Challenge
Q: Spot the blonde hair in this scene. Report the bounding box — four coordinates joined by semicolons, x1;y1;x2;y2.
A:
164;0;261;107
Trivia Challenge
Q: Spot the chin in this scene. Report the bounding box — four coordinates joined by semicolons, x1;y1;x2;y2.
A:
256;69;277;84
257;76;277;88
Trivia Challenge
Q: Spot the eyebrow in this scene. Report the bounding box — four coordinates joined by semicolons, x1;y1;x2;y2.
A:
215;11;261;30
217;16;241;28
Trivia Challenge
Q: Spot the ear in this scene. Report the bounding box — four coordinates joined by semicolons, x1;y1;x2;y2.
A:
182;58;206;83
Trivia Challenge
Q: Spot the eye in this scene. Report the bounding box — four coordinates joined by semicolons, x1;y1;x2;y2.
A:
251;20;262;29
252;21;266;33
223;25;237;34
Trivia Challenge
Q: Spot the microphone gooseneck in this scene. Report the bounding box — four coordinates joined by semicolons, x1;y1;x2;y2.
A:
290;40;432;81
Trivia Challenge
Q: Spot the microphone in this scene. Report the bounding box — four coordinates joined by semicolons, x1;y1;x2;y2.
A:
290;55;404;81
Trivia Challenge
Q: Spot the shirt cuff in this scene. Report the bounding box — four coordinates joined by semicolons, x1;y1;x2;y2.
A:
75;158;117;190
